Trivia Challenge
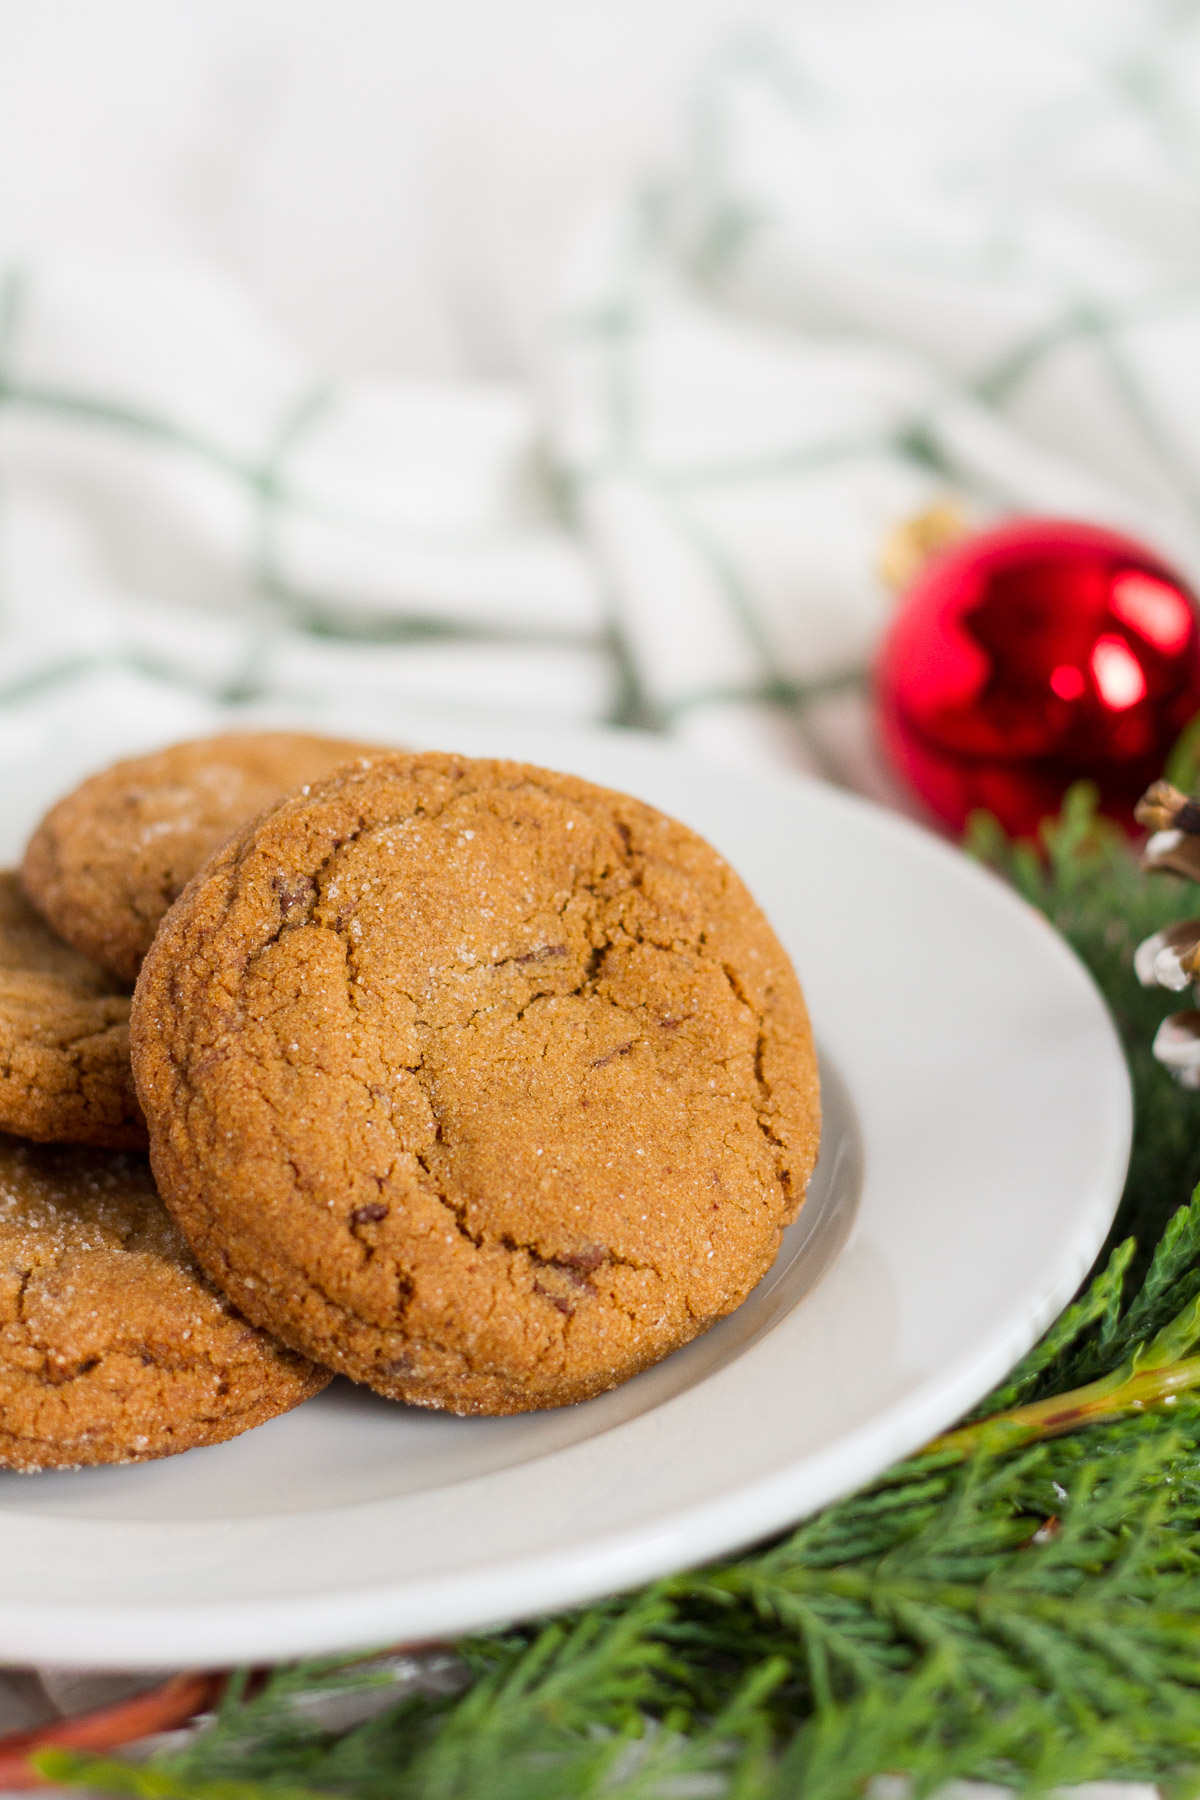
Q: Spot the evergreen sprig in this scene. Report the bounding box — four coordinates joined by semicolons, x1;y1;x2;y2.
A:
48;782;1200;1798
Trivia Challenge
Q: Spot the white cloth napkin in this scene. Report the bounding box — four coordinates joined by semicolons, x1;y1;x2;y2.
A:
546;0;1200;781
2;0;1199;1773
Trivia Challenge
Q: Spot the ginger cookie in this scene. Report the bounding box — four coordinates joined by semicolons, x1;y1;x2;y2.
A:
132;752;821;1416
21;731;382;983
0;872;143;1150
0;1135;329;1471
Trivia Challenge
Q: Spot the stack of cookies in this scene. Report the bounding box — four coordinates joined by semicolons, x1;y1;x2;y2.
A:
1;733;820;1470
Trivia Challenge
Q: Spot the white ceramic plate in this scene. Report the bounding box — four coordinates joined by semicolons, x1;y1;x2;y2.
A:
0;706;1131;1667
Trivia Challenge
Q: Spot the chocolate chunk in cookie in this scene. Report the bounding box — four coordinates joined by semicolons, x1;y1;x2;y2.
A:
21;732;383;983
132;752;821;1416
0;872;143;1150
0;1136;328;1471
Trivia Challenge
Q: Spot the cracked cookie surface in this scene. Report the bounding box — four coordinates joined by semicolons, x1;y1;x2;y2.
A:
131;752;821;1414
0;872;144;1150
21;731;383;983
0;1135;329;1470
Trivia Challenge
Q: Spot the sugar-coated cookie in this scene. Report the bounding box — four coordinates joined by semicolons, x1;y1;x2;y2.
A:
0;1136;328;1471
0;873;143;1150
132;753;821;1415
21;732;383;983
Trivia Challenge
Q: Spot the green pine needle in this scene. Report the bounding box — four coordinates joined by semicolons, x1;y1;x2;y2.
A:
50;779;1200;1799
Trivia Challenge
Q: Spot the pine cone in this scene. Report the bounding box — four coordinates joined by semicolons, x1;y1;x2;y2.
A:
1135;779;1200;1084
1134;780;1200;833
1138;781;1200;882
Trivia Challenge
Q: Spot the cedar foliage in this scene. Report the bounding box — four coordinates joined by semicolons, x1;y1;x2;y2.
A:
48;783;1200;1798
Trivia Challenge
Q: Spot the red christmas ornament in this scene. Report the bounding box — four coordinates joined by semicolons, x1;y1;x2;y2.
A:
874;518;1200;838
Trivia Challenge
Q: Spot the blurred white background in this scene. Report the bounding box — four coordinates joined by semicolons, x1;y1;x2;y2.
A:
0;0;770;376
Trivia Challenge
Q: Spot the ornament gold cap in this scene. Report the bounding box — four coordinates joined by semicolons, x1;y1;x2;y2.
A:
877;499;973;593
